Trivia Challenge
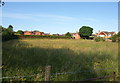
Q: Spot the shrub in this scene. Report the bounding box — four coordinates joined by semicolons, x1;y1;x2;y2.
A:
111;36;116;42
94;37;101;42
118;37;120;42
111;35;117;42
101;38;105;42
94;37;106;42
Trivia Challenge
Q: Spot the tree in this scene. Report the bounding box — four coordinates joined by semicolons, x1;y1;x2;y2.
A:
65;32;71;36
17;30;24;35
7;25;13;32
117;31;120;37
79;26;93;39
2;25;18;41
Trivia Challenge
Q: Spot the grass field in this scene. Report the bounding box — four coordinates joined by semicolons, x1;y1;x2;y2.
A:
2;39;118;81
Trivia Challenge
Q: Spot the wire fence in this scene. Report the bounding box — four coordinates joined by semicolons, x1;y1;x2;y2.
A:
51;67;117;75
1;66;119;82
78;75;117;81
1;74;35;79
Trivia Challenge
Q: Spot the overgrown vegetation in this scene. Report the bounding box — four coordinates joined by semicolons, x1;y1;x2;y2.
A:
110;32;120;42
2;39;118;81
0;25;18;41
94;37;105;42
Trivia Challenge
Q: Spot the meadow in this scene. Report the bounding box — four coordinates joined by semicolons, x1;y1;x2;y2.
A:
2;39;118;81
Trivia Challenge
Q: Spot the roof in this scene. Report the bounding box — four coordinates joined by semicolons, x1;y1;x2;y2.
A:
70;33;76;35
96;31;116;36
24;31;33;33
101;31;116;35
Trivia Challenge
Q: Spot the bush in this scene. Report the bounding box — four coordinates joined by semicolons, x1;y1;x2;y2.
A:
111;36;116;42
94;37;101;42
101;38;105;42
111;35;117;42
118;37;120;42
94;37;106;42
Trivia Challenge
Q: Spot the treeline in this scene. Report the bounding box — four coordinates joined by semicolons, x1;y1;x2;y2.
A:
1;25;71;41
1;25;18;41
18;35;71;39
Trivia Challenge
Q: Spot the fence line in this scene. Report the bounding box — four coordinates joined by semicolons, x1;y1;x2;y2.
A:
52;67;118;75
0;74;35;79
1;74;120;81
1;66;119;81
78;75;117;81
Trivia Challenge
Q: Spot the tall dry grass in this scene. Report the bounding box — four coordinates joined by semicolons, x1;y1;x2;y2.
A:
2;39;118;81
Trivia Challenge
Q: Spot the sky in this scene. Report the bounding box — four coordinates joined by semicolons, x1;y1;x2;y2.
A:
1;2;118;34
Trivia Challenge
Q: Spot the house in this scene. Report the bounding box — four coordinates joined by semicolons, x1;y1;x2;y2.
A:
70;32;80;39
40;32;45;36
34;31;41;35
96;30;116;38
24;31;34;35
24;31;45;35
53;34;59;36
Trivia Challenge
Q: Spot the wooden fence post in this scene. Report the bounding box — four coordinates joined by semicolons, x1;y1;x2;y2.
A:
45;65;51;81
113;72;116;81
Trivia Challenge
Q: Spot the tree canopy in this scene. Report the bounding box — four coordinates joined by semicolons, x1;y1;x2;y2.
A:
7;25;13;32
17;30;24;35
79;26;93;39
65;32;71;36
2;25;18;41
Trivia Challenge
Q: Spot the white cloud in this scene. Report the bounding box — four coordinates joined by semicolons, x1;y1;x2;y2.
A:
3;12;77;23
82;17;98;22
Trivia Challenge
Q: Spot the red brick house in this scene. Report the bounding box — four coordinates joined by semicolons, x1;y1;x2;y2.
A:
40;32;45;36
34;31;41;35
24;31;45;35
24;31;34;35
70;32;80;39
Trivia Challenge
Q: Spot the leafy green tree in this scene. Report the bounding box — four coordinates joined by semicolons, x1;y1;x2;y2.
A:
17;30;24;35
7;25;13;32
65;32;71;36
2;25;18;41
79;26;93;39
117;31;120;37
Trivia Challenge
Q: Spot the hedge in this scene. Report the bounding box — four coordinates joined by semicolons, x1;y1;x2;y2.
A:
18;35;71;39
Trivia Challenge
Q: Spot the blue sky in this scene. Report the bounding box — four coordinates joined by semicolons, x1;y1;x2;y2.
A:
2;2;118;34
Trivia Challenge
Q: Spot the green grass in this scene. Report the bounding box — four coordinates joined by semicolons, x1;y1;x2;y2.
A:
2;39;118;81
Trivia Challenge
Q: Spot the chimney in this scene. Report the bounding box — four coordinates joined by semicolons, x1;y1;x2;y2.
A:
98;30;100;33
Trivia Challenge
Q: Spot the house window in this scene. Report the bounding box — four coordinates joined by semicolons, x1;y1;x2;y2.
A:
108;34;111;36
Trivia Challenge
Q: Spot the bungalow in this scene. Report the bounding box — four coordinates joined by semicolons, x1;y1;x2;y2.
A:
24;31;34;35
96;30;116;38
